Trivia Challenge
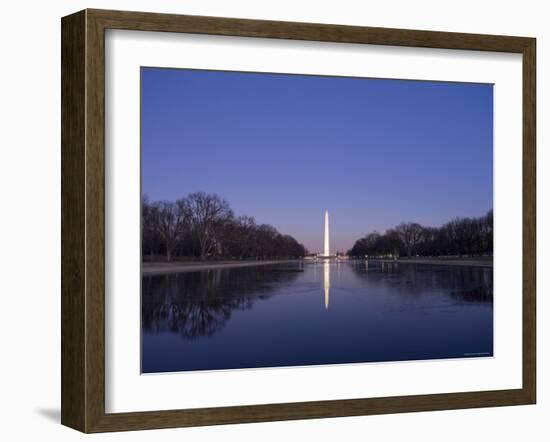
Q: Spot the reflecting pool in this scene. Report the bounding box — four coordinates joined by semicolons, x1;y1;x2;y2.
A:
142;261;493;373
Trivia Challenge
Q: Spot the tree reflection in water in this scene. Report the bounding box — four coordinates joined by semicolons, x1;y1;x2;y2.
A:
350;261;493;303
142;265;302;339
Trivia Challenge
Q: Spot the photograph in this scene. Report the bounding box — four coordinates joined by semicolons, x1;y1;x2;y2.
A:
140;67;494;374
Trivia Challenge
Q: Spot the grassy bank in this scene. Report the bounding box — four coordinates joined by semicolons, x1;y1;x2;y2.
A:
142;259;299;275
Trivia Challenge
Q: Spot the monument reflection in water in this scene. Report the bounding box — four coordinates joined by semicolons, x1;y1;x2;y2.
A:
320;210;333;310
324;261;330;310
141;260;493;373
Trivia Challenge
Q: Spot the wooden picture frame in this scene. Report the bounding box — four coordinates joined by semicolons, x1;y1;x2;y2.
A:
61;8;536;433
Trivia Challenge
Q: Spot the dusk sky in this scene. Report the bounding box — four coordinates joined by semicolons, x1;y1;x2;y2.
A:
141;68;493;253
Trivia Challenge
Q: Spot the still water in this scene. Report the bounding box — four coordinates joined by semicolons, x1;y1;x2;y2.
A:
142;261;493;373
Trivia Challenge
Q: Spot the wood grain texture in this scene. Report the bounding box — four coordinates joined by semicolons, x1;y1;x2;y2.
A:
61;10;86;432
61;8;537;433
90;8;532;52
84;9;107;433
522;39;536;403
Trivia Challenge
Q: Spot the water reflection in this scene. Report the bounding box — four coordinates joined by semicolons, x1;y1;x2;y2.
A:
350;260;492;303
142;261;493;373
142;265;301;339
324;261;330;309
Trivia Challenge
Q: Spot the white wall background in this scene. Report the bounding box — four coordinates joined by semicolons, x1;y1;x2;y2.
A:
0;0;546;440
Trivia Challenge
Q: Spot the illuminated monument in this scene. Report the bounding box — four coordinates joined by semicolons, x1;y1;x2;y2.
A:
315;210;335;309
320;210;334;259
324;210;330;257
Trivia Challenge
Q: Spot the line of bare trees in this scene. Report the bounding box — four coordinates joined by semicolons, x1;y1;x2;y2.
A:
347;210;493;258
142;192;307;262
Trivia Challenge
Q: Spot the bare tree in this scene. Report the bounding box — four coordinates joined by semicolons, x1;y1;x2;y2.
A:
141;195;158;261
384;228;402;258
349;210;494;258
180;192;233;260
480;210;493;254
153;201;187;262
223;216;257;259
395;222;424;257
141;192;309;262
255;224;279;259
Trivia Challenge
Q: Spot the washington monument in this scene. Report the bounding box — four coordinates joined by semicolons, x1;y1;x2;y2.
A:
323;210;330;257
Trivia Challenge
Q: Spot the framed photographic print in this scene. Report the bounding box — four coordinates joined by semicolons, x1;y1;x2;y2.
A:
61;9;536;432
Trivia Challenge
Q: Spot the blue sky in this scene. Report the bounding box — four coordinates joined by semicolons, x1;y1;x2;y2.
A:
141;67;493;253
